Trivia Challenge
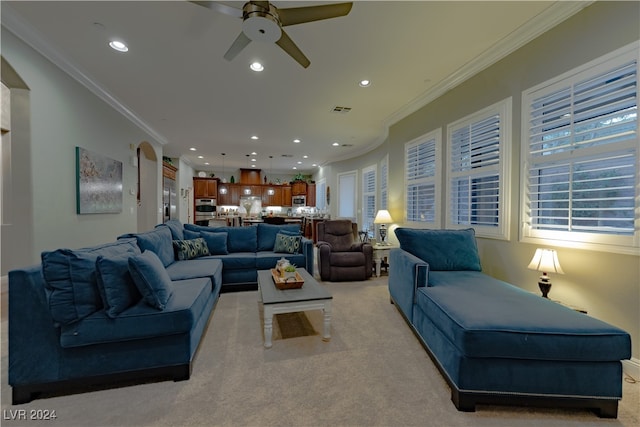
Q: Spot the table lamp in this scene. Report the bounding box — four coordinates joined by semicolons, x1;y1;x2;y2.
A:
374;210;393;245
527;248;564;298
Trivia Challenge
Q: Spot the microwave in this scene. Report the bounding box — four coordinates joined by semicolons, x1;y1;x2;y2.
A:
292;195;306;207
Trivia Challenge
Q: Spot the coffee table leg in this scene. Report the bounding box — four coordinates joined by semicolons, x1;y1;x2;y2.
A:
264;305;274;349
322;301;332;342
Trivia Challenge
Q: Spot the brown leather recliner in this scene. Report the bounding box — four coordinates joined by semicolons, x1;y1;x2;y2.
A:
316;220;373;281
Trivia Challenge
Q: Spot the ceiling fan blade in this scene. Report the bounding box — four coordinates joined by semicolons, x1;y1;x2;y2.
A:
224;31;252;61
188;1;243;18
275;29;310;68
278;2;353;27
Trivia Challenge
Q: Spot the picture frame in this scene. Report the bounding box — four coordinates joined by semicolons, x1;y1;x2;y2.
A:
76;147;123;214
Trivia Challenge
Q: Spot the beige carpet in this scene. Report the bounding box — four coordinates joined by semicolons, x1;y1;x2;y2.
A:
1;276;638;427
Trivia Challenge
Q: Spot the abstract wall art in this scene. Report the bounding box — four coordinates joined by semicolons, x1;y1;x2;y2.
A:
76;146;123;214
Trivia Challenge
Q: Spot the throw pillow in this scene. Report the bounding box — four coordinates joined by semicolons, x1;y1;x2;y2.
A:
130;226;175;267
183;229;201;240
96;255;142;318
274;232;302;254
172;237;210;260
200;231;229;255
41;238;141;325
394;228;482;271
128;251;174;310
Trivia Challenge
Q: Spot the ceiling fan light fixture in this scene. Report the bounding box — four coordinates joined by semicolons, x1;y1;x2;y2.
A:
250;62;264;72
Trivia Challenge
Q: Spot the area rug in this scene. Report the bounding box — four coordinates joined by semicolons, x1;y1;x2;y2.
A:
275;312;317;339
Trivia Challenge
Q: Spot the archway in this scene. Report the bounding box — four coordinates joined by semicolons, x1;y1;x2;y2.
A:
136;141;158;232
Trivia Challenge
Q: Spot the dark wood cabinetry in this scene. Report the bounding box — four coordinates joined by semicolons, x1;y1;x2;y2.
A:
215;182;315;207
291;180;307;195
262;186;283;206
282;186;292;206
217;182;238;206
240;168;262;184
193;178;217;199
306;183;316;207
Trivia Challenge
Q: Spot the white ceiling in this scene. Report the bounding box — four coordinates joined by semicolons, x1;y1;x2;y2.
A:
2;1;588;175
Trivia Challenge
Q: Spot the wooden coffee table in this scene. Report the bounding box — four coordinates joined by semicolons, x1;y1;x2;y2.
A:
258;268;332;348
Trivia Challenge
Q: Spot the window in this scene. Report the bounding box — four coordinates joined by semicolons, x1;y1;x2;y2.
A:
522;43;638;254
380;155;388;211
446;99;511;239
361;165;376;236
337;170;357;221
405;129;441;226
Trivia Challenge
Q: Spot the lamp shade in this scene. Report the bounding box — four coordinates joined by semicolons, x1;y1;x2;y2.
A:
374;209;393;224
527;248;564;274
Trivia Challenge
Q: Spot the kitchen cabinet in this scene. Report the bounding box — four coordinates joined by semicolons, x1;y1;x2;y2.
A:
292;180;307;195
307;183;316;207
240;168;261;184
217;183;239;206
282;185;292;206
193;178;217;199
262;186;283;206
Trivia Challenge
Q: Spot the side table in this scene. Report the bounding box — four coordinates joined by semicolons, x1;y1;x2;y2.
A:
371;243;398;277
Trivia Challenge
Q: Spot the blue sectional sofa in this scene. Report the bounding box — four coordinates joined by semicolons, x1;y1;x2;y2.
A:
388;228;631;418
8;220;311;404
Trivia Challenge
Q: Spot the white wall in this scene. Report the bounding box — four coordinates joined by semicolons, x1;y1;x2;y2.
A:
1;28;162;268
326;2;640;361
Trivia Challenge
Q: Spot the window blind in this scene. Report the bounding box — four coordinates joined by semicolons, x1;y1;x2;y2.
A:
406;137;437;223
526;60;637;238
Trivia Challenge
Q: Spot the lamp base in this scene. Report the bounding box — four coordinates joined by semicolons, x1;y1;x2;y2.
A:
538;273;552;298
378;226;387;245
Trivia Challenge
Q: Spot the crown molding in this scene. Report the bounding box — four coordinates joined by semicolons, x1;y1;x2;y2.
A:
1;4;168;146
383;1;593;131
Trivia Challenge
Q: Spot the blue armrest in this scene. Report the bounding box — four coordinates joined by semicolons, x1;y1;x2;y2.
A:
388;248;428;324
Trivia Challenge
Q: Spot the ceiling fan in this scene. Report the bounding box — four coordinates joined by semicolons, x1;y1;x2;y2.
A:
189;1;353;68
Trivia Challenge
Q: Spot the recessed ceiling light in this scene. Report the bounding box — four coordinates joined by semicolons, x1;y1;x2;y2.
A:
204;162;210;165
303;155;308;159
197;155;204;159
332;142;340;146
312;163;317;167
293;139;301;143
189;147;196;151
250;62;264;72
297;161;302;164
251;151;257;155
251;158;256;162
251;164;256;168
359;79;371;87
109;40;128;52
251;135;259;140
292;166;297;170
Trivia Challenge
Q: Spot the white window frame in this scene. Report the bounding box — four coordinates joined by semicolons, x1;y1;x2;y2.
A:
361;165;376;237
379;155;388;211
404;129;441;227
337;170;357;222
446;98;511;240
521;42;639;255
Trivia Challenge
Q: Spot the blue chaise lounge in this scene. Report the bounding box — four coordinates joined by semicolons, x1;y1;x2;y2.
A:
388;228;631;418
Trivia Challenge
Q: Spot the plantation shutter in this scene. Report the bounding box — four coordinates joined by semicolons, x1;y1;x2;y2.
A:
449;114;501;227
527;60;637;236
406;138;436;223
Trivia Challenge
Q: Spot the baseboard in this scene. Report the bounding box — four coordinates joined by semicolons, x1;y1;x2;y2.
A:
622;358;640;381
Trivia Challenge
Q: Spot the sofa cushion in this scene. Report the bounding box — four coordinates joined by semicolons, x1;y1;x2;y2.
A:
41;238;141;325
183;229;201;240
59;277;212;348
173;238;210;260
128;251;174;310
205;253;256;270
274;232;302;254
417;271;631;361
394;228;481;271
158;220;184;240
184;224;257;253
127;227;175;267
96;255;142;318
257;223;301;251
200;231;229;255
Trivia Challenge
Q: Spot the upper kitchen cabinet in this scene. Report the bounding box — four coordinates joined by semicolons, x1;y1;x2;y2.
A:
291;180;307;195
193;178;218;199
240;168;262;185
307;182;316;207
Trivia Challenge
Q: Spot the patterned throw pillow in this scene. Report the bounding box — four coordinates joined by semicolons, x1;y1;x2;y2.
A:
274;232;302;254
172;238;210;261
